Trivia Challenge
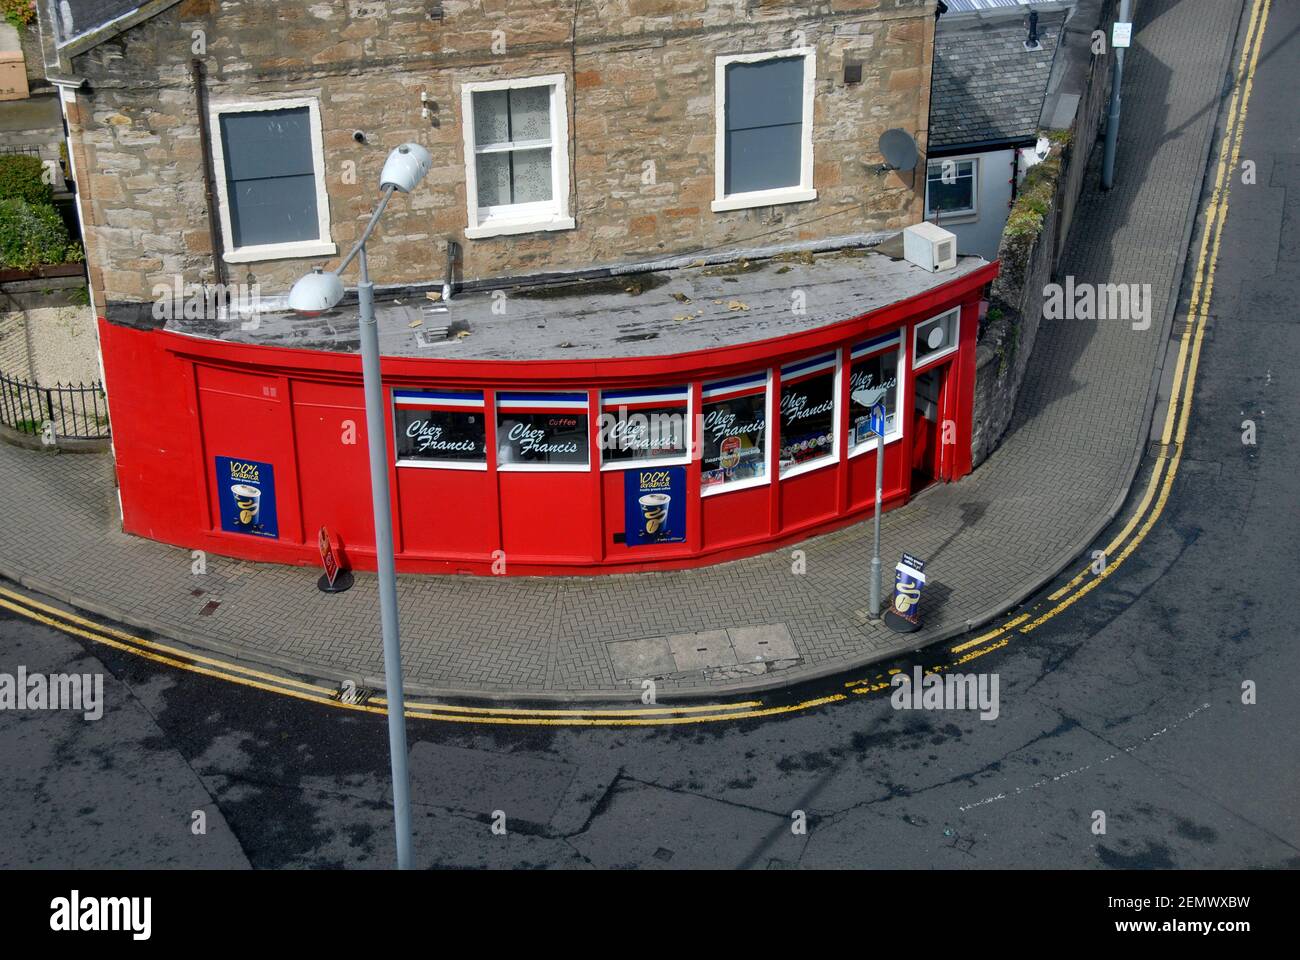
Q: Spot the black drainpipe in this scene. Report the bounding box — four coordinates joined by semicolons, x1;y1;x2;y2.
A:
191;59;226;287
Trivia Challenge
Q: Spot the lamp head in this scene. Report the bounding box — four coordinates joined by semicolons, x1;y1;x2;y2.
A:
380;142;432;193
288;267;345;315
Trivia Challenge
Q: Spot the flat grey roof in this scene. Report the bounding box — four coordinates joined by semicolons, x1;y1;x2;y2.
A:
164;238;989;363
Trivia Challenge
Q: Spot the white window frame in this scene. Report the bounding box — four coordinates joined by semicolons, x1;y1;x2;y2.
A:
209;97;336;264
913;307;962;370
778;352;842;481
712;47;818;214
494;392;592;473
598;388;694;473
461;74;575;240
925;155;979;222
846;339;906;459
699;369;774;498
392;390;490;472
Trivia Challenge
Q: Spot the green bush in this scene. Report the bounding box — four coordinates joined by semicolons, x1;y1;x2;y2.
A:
1;0;36;28
0;155;53;206
0;199;84;270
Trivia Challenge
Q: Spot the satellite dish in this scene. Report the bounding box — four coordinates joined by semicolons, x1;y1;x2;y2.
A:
878;128;920;172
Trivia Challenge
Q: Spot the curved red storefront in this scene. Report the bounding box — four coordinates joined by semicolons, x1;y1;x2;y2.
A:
98;260;997;576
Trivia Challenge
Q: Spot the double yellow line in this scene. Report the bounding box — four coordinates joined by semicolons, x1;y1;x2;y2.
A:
923;0;1271;669
0;0;1270;727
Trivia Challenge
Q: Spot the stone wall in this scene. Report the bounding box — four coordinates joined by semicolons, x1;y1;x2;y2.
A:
62;0;937;311
970;0;1120;468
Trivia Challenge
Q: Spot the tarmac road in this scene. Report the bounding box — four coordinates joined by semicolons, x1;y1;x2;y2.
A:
0;0;1296;871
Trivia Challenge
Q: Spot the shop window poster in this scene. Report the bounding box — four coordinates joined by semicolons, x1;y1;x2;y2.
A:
216;455;279;539
779;370;836;469
624;465;687;546
701;393;767;488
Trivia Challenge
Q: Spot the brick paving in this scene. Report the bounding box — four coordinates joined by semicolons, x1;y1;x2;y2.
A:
0;0;1242;700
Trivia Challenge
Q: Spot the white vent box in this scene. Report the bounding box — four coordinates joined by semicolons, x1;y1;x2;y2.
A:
903;222;957;272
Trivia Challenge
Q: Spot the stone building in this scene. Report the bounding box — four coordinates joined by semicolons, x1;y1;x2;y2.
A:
35;0;937;315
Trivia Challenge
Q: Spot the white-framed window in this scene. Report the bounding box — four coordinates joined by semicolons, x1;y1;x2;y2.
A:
209;98;336;264
461;74;574;240
713;48;817;213
392;389;489;471
778;352;840;479
700;370;772;496
495;391;590;471
598;386;692;471
913;308;961;369
847;333;905;457
925;156;979;220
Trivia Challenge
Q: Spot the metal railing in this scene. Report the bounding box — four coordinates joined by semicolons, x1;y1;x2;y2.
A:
0;372;110;441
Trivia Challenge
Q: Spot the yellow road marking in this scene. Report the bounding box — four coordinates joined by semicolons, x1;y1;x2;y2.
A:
0;0;1270;725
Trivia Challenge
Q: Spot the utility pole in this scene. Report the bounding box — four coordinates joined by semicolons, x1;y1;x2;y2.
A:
1102;0;1133;190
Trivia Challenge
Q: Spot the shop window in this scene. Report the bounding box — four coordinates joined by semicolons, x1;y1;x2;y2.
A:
495;391;590;470
925;157;978;220
701;371;770;494
210;99;336;263
461;75;574;239
913;308;960;368
393;389;487;469
779;352;839;477
848;334;903;453
713;48;817;213
598;386;690;469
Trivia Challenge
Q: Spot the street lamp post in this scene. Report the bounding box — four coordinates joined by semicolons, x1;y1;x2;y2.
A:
287;143;432;870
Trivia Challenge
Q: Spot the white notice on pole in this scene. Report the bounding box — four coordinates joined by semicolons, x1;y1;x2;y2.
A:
1112;22;1133;48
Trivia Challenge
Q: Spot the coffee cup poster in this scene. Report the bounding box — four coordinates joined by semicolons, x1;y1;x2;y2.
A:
215;456;279;539
624;466;686;547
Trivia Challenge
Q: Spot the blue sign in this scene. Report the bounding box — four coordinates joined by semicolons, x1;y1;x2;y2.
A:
215;456;279;539
869;401;887;437
624;465;687;546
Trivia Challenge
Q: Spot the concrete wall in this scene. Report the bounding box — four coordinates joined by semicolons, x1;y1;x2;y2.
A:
59;0;939;312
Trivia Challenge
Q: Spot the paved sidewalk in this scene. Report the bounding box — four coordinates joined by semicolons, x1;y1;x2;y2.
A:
0;0;1243;701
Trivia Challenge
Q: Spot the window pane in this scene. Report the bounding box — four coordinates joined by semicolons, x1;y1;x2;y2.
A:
472;90;510;145
219;107;320;248
509;85;551;141
701;393;767;488
227;173;318;248
511;147;553;203
724;57;804;195
927;161;975;215
600;402;688;464
496;412;589;466
726;123;802;194
220;108;314;181
849;349;900;445
779;371;835;471
476;151;512;207
394;408;487;464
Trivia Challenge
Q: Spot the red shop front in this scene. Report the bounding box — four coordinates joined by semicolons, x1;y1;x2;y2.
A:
98;259;997;576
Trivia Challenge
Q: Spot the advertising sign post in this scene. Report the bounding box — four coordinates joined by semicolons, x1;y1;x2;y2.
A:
317;526;353;594
884;553;927;633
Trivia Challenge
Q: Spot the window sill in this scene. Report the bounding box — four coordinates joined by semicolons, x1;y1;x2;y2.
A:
711;187;816;214
927;211;978;225
700;473;771;498
465;216;576;240
222;240;337;264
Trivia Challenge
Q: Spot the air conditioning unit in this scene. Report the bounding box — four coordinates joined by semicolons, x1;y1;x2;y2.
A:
903;222;958;272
